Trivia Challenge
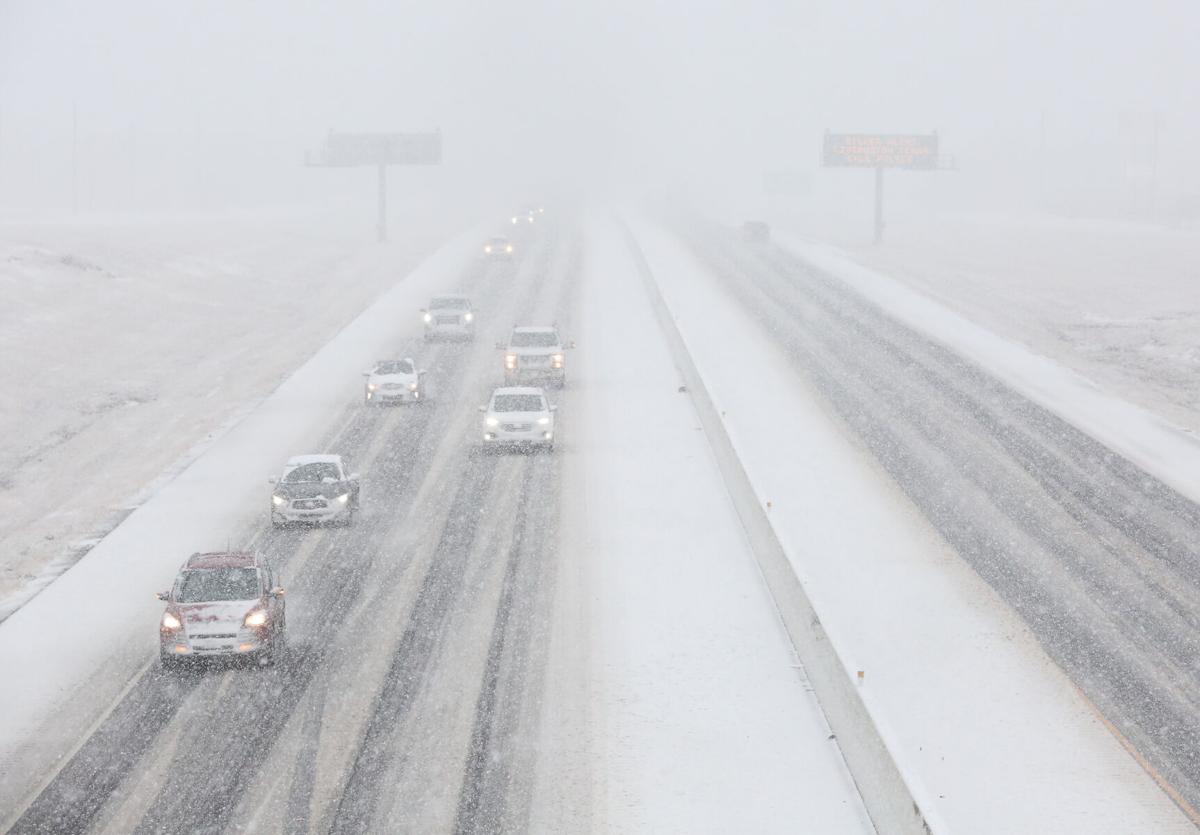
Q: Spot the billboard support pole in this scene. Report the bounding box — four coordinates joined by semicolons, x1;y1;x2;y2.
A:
377;162;387;243
874;165;884;244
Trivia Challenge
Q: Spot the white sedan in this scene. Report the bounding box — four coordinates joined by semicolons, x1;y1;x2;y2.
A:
479;387;556;451
363;358;426;404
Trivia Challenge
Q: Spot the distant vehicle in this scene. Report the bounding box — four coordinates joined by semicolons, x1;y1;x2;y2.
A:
363;357;426;404
740;220;770;243
422;295;475;341
510;209;535;225
500;325;571;387
157;551;286;668
484;236;514;259
269;454;360;528
480;386;556;451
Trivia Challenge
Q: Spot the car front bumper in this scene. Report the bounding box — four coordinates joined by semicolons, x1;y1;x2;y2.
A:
161;628;271;659
366;386;421;403
272;501;351;523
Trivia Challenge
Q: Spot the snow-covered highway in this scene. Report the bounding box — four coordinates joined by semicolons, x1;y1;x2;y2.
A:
2;208;1198;834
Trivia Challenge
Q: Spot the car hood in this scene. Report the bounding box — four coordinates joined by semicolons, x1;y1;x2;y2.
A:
177;600;258;627
369;373;416;385
274;481;350;499
489;410;550;423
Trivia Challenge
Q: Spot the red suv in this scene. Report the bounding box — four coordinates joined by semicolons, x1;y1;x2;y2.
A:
157;551;286;669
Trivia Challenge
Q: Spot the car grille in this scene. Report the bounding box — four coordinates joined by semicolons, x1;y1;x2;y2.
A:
502;423;532;432
382;383;405;390
435;316;459;324
293;499;327;510
191;633;237;639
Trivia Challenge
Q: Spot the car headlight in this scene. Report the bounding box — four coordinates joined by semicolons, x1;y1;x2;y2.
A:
552;353;564;363
464;312;474;322
367;383;378;391
511;217;518;224
505;354;517;367
408;382;419;391
244;609;268;627
272;495;285;506
484;245;493;253
336;493;351;504
162;612;181;630
423;312;432;323
537;416;550;425
506;245;513;252
485;416;499;427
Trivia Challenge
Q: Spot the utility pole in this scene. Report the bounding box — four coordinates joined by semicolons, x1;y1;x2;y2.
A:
377;163;387;242
873;166;884;245
72;101;78;214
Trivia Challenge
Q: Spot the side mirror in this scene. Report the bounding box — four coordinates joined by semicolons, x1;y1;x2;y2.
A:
268;476;278;485
494;341;506;350
478;405;487;413
269;587;285;598
418;369;427;376
567;340;577;349
549;404;558;412
362;371;372;377
156;591;170;601
348;472;361;481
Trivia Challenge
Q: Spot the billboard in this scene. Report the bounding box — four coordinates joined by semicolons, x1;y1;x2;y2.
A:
312;131;442;166
823;133;938;169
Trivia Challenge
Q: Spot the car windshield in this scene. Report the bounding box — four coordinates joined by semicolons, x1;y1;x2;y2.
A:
510;331;558;348
375;360;414;375
176;568;259;603
493;394;545;412
284;462;341;483
429;297;466;310
489;237;509;246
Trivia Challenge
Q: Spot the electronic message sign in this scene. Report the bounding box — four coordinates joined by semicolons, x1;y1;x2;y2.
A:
822;133;938;170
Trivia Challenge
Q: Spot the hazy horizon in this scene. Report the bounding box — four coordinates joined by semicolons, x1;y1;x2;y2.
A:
1;0;1196;221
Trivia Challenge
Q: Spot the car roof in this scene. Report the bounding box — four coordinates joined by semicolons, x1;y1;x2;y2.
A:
492;386;546;397
374;358;414;366
286;454;342;466
184;551;262;570
489;235;509;241
512;326;557;334
430;294;469;303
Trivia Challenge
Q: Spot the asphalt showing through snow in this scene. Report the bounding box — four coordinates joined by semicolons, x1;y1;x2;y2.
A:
687;221;1200;819
8;216;579;835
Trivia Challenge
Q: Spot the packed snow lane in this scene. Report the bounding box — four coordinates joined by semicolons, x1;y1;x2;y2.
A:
5;216;578;835
637;214;1198;831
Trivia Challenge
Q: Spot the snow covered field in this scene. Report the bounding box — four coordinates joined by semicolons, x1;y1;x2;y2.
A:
778;210;1200;436
0;208;464;617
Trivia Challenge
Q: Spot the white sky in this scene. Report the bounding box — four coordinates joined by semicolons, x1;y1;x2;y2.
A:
0;0;1196;212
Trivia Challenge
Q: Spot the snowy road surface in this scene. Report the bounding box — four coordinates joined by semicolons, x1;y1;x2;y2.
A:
1;213;874;834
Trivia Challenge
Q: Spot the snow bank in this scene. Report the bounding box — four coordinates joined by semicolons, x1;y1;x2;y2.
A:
628;216;1193;833
541;212;872;833
777;232;1200;513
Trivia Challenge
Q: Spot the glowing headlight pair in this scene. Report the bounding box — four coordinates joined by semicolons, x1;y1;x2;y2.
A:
244;609;268;627
162;612;181;630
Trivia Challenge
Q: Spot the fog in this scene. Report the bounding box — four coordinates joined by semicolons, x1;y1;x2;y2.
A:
1;0;1198;221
